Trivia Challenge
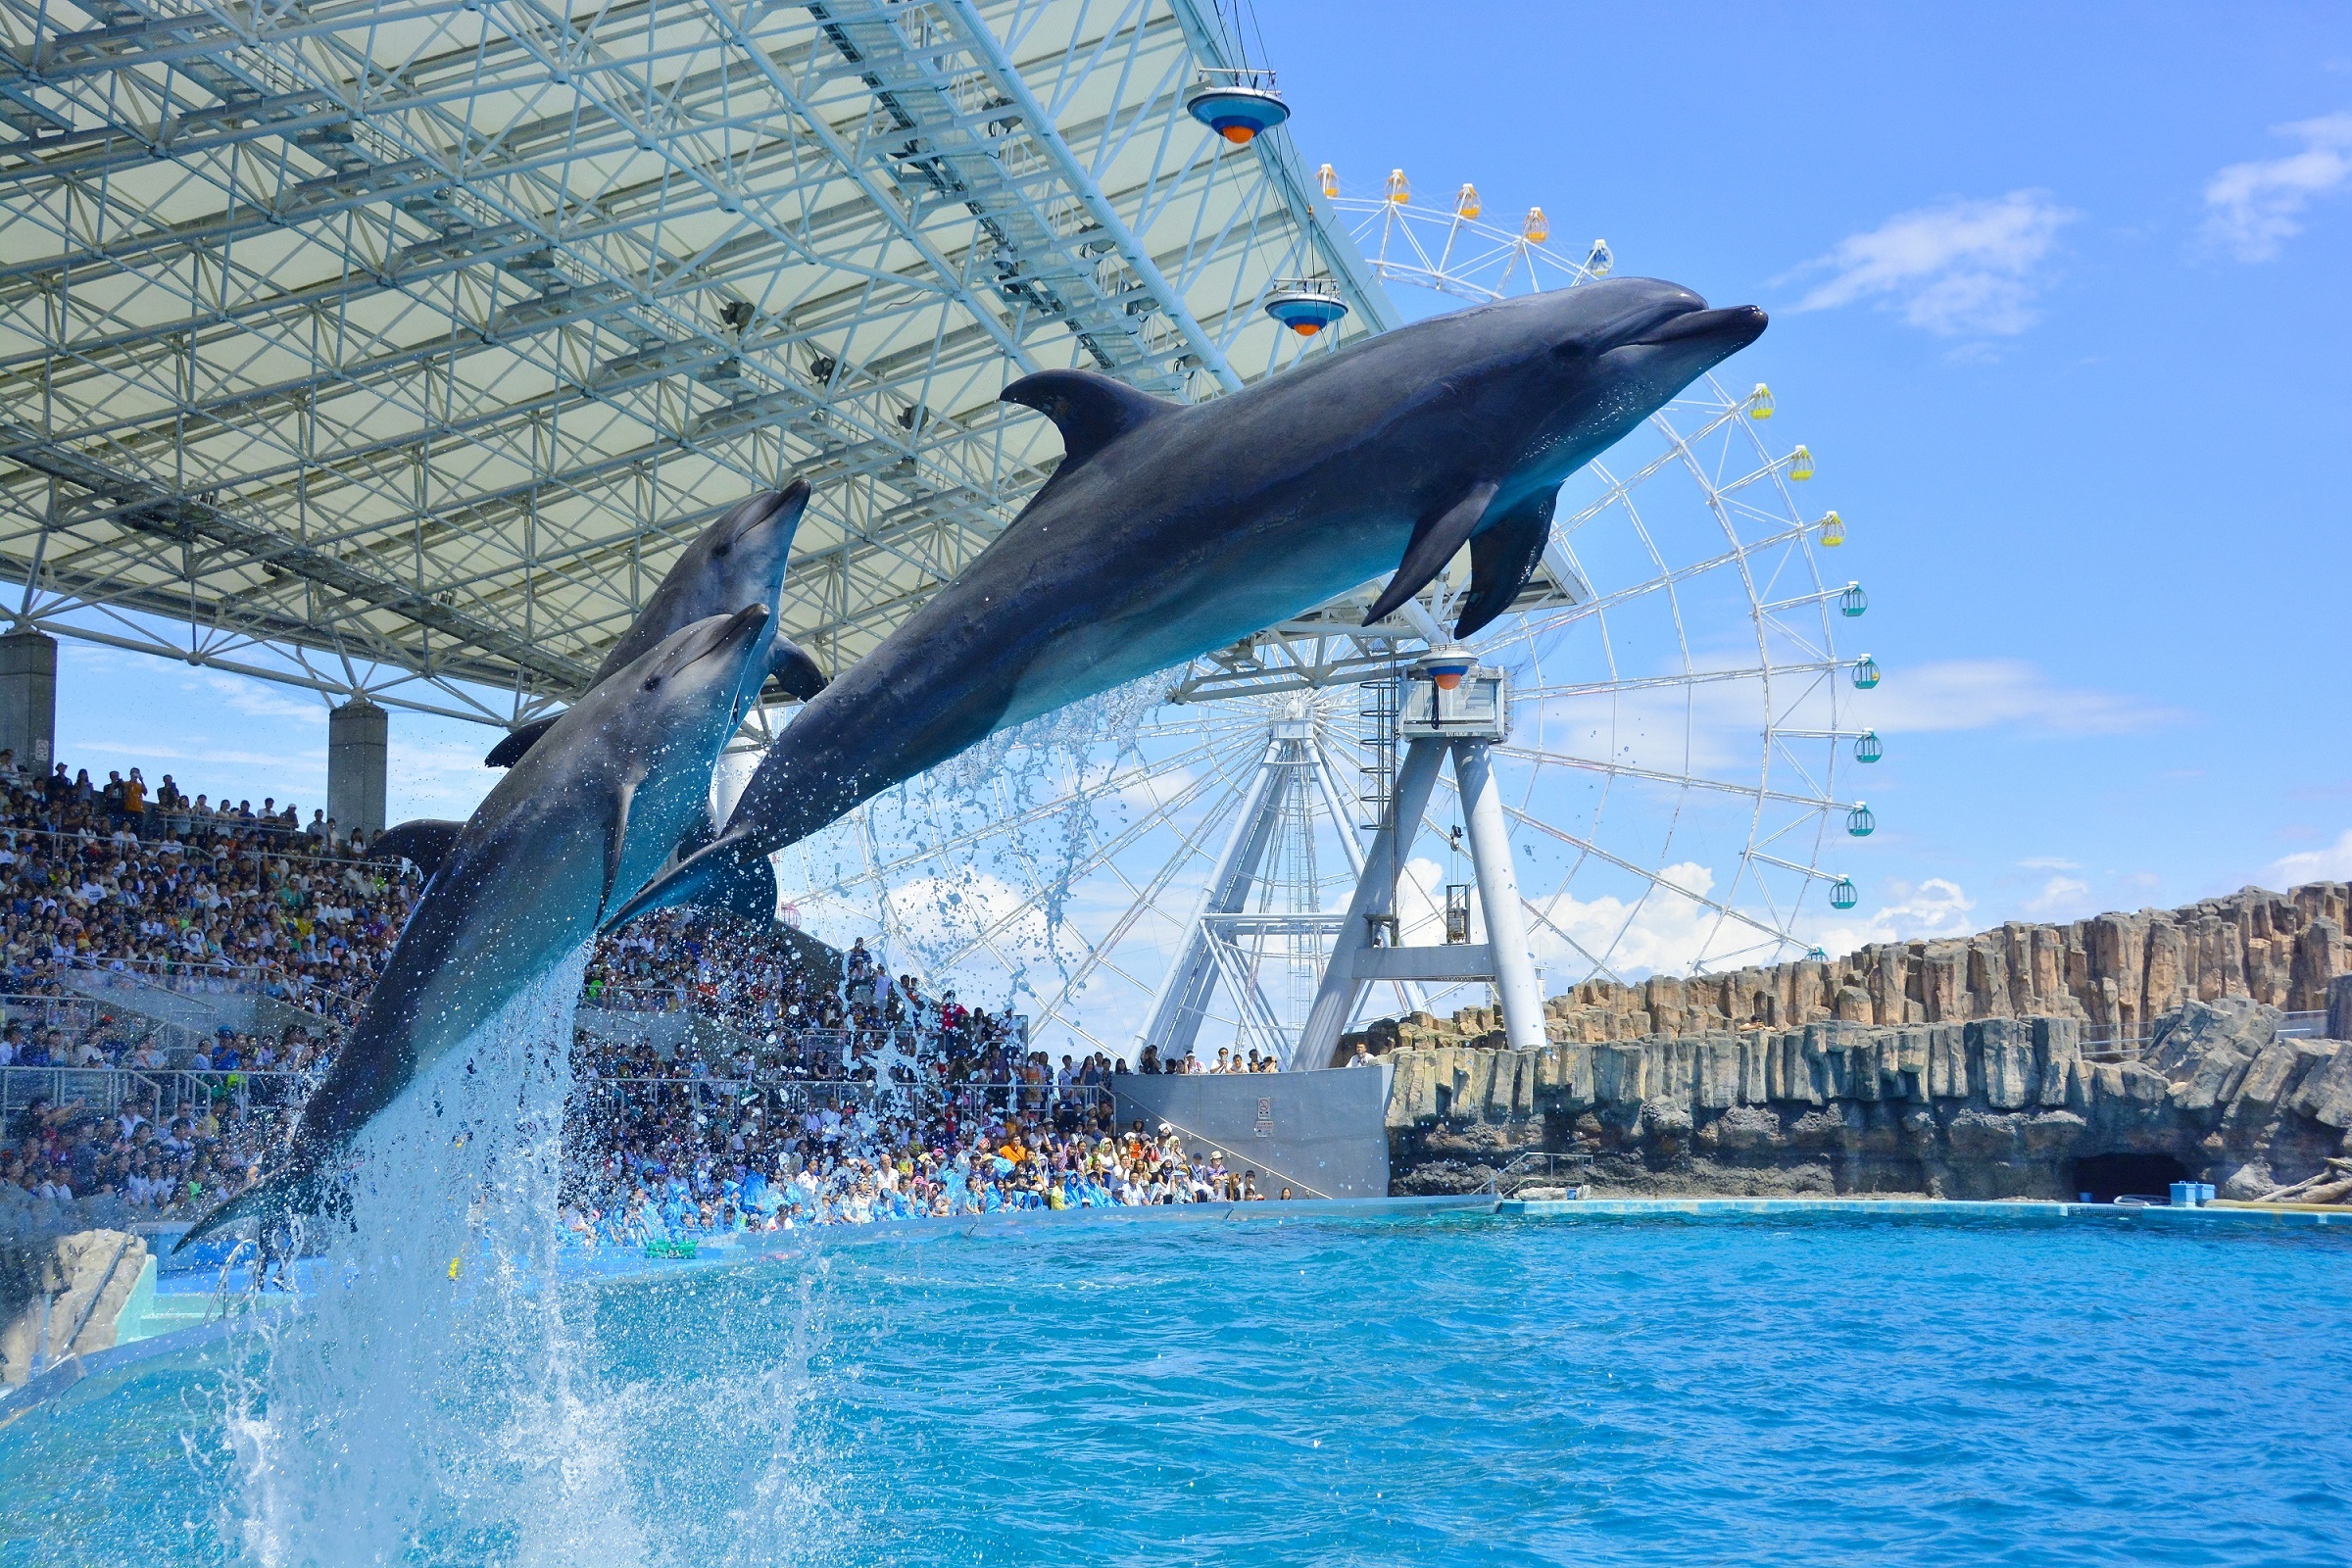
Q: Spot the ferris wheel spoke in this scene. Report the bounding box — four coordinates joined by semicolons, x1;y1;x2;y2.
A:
1498;516;1823;646
1473;786;1804;953
1513;659;1847;704
1494;745;1846;813
933;741;1255;973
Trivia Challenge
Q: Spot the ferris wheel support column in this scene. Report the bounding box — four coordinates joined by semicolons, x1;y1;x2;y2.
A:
1293;738;1447;1070
1451;740;1546;1053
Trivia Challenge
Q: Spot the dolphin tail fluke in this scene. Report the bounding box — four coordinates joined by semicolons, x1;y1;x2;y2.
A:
173;1154;335;1254
484;715;561;768
693;845;778;924
604;834;773;931
1452;489;1557;640
764;634;829;702
372;817;466;878
1363;482;1498;627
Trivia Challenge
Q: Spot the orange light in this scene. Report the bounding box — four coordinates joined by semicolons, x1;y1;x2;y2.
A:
1221;125;1255;145
1433;671;1464;691
1289;320;1322;336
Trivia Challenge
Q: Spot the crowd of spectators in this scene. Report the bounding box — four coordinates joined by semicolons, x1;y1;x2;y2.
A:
0;750;414;1025
0;748;1304;1235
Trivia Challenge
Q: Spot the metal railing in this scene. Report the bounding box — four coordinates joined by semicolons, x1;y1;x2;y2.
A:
1485;1150;1593;1199
2;1062;1120;1134
0;1064;315;1121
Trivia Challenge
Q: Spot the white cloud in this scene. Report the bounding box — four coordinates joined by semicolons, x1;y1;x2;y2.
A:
2261;829;2352;889
1787;191;2077;336
2018;856;2081;871
2203;112;2352;262
2022;874;2093;920
1859;659;2182;737
1801;876;1980;959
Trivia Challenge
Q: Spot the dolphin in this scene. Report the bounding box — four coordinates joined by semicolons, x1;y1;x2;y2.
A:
608;277;1765;927
175;607;773;1251
481;481;827;770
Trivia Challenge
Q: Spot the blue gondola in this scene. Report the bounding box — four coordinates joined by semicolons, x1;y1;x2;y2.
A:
1263;277;1348;337
1185;70;1290;145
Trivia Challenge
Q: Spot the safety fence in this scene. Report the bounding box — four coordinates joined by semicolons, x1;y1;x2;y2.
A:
2;1064;1125;1133
2078;1008;2328;1064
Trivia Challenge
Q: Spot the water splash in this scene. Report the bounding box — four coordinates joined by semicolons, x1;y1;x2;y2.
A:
779;674;1171;1014
218;950;646;1565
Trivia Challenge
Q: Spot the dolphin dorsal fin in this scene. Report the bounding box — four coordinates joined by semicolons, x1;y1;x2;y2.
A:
1001;369;1176;471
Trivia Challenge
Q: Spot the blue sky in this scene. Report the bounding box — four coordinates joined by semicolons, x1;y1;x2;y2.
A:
40;1;2352;958
1250;0;2352;940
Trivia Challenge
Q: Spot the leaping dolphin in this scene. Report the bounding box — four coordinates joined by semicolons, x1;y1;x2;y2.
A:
176;607;773;1251
481;481;826;770
608;277;1765;927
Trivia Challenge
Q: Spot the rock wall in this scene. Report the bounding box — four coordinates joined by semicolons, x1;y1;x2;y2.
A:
1348;882;2351;1056
0;1228;149;1384
1383;987;2352;1200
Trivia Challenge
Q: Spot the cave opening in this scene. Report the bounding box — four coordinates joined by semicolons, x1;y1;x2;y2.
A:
2069;1151;2191;1203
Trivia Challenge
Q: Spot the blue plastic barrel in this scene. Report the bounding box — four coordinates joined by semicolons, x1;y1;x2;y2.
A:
2170;1182;2195;1208
2197;1183;2217;1204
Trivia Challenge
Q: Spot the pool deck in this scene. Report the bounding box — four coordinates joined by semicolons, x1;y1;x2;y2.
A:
1495;1195;2352;1228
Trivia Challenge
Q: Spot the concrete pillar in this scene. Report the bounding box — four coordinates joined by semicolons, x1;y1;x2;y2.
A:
326;698;387;840
0;630;56;775
1452;740;1546;1053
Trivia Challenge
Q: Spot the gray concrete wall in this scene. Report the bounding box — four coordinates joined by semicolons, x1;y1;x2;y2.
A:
1109;1065;1394;1199
0;629;56;774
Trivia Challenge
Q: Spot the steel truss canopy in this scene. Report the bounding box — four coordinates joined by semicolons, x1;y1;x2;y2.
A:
0;0;1396;723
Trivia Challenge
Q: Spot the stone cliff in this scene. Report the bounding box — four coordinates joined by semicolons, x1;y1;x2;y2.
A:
1347;882;2350;1057
1384;989;2352;1200
1356;882;2352;1200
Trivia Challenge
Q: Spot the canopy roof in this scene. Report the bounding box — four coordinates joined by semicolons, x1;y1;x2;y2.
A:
0;0;1396;723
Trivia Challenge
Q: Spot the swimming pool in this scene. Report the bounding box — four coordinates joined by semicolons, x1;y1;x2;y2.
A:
3;1204;2347;1565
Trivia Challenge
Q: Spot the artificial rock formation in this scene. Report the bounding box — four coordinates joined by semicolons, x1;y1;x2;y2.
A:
0;1228;148;1384
1348;882;2351;1058
1384;992;2352;1200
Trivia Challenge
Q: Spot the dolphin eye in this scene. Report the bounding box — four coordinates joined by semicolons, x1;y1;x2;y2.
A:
643;675;662;692
713;542;731;558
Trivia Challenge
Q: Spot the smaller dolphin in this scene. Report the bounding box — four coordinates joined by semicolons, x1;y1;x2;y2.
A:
175;608;772;1251
482;482;826;769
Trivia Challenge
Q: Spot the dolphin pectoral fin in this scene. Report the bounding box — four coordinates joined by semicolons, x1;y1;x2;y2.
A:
764;633;829;702
483;715;560;768
599;771;647;922
1453;489;1557;639
1001;369;1178;471
1363;482;1499;627
174;1154;334;1253
372;818;466;878
604;835;744;932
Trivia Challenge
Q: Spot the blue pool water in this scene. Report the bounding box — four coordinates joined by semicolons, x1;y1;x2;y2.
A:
4;1207;2349;1565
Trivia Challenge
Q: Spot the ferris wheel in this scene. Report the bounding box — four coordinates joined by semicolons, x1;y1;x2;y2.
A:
762;175;1881;1066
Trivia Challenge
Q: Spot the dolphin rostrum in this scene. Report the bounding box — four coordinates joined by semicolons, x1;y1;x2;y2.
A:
176;607;772;1250
481;480;826;769
608;278;1765;927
